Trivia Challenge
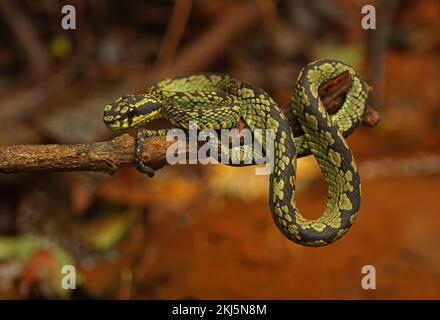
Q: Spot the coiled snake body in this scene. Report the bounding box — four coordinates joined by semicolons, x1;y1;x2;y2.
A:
103;59;368;246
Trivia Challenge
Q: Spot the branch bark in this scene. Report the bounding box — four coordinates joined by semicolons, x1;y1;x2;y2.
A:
0;135;175;174
0;73;380;175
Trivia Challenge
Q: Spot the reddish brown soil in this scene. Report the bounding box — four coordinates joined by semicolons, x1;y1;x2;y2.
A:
85;163;440;299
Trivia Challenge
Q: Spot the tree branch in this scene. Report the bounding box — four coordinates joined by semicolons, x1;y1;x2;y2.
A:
0;73;380;175
0;135;178;174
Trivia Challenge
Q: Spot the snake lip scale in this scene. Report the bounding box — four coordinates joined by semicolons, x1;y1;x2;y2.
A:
103;59;368;247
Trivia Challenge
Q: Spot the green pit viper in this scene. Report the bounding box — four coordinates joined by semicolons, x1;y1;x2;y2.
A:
103;59;368;247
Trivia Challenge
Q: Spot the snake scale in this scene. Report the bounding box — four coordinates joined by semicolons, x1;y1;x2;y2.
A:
103;59;368;246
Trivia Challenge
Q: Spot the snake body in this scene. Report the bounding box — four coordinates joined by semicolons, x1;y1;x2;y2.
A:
103;59;368;246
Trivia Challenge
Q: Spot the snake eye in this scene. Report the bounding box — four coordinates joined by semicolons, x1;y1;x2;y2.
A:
127;107;136;117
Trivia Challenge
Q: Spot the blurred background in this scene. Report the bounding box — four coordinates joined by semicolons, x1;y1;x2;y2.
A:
0;0;439;299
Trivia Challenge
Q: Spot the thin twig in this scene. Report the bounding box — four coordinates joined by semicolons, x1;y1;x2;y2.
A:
155;0;193;69
367;0;400;112
0;0;49;80
147;0;261;81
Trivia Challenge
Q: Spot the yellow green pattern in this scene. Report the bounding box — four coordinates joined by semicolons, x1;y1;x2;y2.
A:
103;59;368;246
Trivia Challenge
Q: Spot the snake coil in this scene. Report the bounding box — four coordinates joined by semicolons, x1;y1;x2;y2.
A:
103;59;368;246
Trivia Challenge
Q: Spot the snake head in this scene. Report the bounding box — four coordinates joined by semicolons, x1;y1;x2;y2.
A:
103;93;162;131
